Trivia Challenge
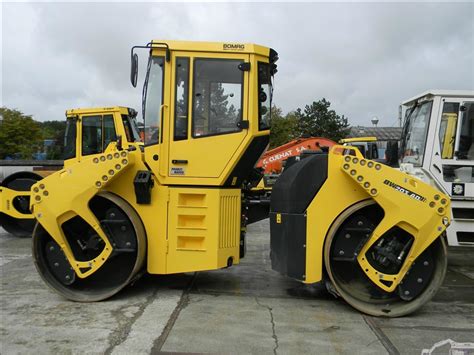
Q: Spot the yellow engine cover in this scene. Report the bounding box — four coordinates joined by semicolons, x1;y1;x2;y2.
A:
164;187;241;274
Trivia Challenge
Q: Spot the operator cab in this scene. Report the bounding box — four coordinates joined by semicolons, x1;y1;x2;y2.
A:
340;137;379;160
399;90;474;246
62;107;141;166
130;40;278;187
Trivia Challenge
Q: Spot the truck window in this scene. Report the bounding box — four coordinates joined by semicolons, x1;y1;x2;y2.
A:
121;114;141;143
438;102;459;159
82;115;116;156
82;115;102;156
103;114;117;149
400;101;433;166
192;59;243;137
174;58;190;141
457;102;474;160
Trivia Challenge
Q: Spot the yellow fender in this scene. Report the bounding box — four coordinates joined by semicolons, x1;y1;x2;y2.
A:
305;146;450;287
0;187;35;220
30;147;134;279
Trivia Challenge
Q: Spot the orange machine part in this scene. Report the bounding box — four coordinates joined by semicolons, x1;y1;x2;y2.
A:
256;137;336;174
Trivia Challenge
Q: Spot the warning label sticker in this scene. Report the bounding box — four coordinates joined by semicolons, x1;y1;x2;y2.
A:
170;167;185;176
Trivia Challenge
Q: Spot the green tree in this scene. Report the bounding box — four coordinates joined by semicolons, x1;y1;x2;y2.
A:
295;98;350;142
194;82;234;132
39;120;67;159
269;106;298;148
40;120;66;140
0;107;43;159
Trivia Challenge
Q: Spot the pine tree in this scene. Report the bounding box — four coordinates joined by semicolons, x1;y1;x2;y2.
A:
295;99;350;141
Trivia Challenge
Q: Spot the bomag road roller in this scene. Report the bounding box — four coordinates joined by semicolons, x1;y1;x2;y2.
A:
0;106;141;237
29;40;451;317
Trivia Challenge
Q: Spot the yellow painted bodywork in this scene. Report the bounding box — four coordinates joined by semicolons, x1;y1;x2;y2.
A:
30;41;271;277
304;146;450;288
339;136;377;144
0;187;34;219
65;106;138;166
144;44;270;187
31;146;131;278
152;40;270;57
0;106;136;221
166;187;241;273
30;145;241;277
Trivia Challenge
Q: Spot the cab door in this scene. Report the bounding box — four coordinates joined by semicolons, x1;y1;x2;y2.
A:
167;52;250;181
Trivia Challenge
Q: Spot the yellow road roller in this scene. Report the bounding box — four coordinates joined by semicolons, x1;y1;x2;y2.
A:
0;106;141;237
29;40;450;316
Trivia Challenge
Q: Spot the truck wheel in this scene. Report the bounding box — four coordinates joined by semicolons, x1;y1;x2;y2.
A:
324;200;447;317
32;192;147;301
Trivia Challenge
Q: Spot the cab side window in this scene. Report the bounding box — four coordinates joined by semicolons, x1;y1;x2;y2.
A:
258;62;272;130
192;59;243;137
103;114;117;149
174;58;190;141
82;115;116;156
458;102;474;160
439;102;459;159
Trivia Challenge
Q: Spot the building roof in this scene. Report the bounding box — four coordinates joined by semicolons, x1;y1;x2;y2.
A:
350;126;402;141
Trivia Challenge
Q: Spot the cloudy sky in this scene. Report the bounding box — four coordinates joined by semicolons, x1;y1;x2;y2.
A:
1;1;473;127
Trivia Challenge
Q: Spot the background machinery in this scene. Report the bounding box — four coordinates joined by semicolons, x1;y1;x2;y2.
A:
0;107;140;237
256;137;335;174
28;40;451;316
399;90;474;246
340;137;379;160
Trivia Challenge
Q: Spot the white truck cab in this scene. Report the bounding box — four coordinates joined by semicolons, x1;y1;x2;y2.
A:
399;90;474;246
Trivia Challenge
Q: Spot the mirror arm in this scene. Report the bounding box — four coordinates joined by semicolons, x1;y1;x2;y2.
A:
130;42;171;87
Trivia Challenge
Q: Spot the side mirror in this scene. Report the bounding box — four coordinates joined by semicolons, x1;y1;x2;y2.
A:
130;53;138;87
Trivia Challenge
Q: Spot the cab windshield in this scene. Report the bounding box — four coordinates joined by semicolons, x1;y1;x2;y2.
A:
143;56;164;145
121;114;142;143
400;101;433;166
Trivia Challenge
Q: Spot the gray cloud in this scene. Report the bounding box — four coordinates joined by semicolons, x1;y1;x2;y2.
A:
2;2;473;127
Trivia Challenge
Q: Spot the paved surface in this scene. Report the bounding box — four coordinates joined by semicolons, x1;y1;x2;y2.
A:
1;220;473;354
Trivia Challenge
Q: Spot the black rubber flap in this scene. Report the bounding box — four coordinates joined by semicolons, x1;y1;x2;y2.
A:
270;212;306;280
270;153;328;214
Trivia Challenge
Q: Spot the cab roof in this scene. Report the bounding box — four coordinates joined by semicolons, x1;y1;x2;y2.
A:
151;40;273;57
66;106;132;116
340;137;377;143
402;90;474;106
